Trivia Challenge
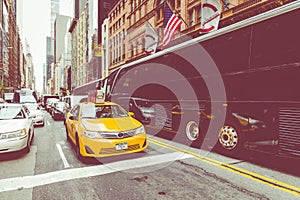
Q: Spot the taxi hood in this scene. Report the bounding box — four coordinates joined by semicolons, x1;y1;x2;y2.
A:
81;117;142;132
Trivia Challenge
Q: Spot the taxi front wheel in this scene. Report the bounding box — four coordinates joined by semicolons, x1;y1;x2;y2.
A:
65;126;71;142
75;134;85;161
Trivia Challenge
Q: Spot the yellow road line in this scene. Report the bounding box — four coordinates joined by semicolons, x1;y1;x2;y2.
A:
148;137;300;196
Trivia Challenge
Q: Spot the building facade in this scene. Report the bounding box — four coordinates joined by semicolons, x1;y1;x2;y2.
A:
69;4;88;88
107;0;126;72
101;18;109;78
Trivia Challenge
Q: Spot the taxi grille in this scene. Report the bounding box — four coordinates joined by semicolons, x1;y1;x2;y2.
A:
99;144;140;154
101;129;136;139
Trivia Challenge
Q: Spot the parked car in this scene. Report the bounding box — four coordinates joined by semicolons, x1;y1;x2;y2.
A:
51;101;67;121
65;101;148;161
0;103;35;154
23;103;45;127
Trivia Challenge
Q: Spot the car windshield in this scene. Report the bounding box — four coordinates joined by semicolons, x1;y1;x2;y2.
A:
56;102;65;109
81;104;129;119
48;98;59;104
25;104;38;112
0;105;25;120
20;95;37;103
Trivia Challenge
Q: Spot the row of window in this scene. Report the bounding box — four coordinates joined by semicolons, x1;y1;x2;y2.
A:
128;1;147;27
109;0;126;22
189;6;202;26
109;15;126;35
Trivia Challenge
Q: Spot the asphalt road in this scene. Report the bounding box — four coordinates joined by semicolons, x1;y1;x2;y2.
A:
0;111;299;200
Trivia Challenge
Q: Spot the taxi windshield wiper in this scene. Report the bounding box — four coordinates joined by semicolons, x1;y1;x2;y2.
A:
81;116;96;119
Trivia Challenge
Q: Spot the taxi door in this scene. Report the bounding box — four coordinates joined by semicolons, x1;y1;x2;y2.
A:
66;104;80;143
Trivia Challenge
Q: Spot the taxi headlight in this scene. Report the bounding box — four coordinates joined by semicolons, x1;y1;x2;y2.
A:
0;129;27;140
83;131;103;139
135;126;145;135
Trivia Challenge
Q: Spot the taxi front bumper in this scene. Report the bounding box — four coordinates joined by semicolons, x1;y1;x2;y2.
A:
78;133;148;158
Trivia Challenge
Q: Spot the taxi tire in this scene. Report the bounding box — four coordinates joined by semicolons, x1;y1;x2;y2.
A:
65;127;71;143
75;134;85;162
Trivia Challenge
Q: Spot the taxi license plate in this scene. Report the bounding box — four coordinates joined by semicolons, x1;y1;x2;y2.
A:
116;142;128;151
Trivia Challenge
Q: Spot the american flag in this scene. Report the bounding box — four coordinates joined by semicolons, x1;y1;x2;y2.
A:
161;3;182;49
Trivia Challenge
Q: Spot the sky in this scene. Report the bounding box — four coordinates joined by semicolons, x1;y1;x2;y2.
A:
21;0;72;93
22;0;50;93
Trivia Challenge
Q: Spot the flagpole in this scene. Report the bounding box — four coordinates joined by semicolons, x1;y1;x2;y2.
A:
177;14;189;28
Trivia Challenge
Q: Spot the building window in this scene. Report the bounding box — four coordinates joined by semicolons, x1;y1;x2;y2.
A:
197;7;201;23
176;0;180;8
189;10;195;26
224;0;230;10
144;2;147;14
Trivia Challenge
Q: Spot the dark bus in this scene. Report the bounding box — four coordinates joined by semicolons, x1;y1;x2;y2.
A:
80;1;300;158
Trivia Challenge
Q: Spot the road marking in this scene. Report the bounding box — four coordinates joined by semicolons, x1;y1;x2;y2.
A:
56;143;70;168
148;138;300;197
47;121;50;126
0;152;193;192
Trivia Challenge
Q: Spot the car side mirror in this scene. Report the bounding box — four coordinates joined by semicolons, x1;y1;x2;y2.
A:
128;112;134;117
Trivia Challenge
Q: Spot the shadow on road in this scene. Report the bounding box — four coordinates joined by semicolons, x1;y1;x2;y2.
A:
0;150;27;161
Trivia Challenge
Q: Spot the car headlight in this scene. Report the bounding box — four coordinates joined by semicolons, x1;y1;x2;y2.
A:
0;129;27;139
83;131;104;139
135;126;145;135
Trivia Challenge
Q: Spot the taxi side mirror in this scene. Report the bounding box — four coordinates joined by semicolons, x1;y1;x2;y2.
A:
69;115;77;121
128;112;134;117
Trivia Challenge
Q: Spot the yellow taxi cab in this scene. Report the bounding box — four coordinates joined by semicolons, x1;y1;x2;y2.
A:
65;101;148;160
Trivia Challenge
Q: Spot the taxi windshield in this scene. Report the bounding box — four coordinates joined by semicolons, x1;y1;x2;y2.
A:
81;104;129;119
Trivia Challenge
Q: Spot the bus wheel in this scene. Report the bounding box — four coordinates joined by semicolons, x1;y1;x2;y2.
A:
186;121;200;141
217;125;244;156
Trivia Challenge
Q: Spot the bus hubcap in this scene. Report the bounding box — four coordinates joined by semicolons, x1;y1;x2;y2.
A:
219;126;238;149
186;121;199;141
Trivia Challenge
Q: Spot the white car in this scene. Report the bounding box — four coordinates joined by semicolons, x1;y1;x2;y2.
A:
0;104;34;154
24;103;45;127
